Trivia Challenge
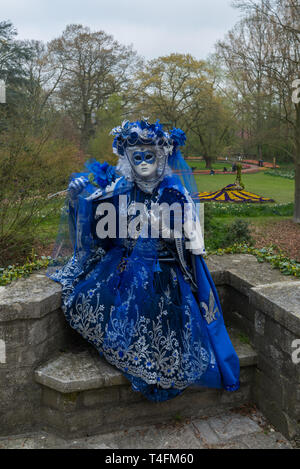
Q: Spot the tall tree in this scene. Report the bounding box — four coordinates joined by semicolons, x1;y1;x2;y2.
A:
88;93;123;164
0;20;32;86
227;0;300;222
137;54;209;127
0;20;33;127
48;24;141;151
137;53;237;167
22;40;64;126
216;8;278;160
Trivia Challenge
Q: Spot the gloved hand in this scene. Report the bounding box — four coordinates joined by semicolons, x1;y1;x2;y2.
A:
68;176;89;200
149;206;181;240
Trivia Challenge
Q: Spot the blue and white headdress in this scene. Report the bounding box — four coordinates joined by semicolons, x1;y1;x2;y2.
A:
110;118;186;193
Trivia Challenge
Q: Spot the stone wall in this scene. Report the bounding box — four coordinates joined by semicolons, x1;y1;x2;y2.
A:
0;273;76;434
0;255;299;440
207;254;300;441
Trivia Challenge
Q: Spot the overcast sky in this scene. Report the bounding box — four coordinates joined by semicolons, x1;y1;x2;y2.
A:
1;0;242;60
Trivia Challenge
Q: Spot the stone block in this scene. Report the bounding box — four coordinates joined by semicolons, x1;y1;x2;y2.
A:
264;315;298;356
250;281;300;336
0;364;34;388
82;387;120;408
281;354;300;384
205;257;230;285
0;273;62;322
192;419;221;446
0;385;15;410
227;270;256;297
42;387;80;411
225;287;254;324
254;369;283;409
0;320;29;348
257;396;298;440
226;256;298;290
219;383;252;406
239;366;254;385
256;350;285;382
208;412;261;441
27;311;66;347
38;382;255;438
226;311;254;339
40;405;106;437
254;310;265;335
281;376;300;420
4;335;64;368
35;350;128;393
118;385;145;404
0;406;37;436
101;396;189;433
0;381;42;435
214;285;228;314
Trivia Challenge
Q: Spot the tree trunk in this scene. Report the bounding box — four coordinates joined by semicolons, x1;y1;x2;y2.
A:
257;143;263;161
293;104;300;224
204;155;213;169
80;111;94;151
294;163;300;223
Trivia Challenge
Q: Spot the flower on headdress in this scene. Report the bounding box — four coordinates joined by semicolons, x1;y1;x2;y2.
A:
128;131;139;144
110;118;173;157
170;128;186;147
85;159;117;189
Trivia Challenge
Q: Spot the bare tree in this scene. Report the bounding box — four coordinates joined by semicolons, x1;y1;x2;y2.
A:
218;0;300;221
48;24;141;151
24;40;64;122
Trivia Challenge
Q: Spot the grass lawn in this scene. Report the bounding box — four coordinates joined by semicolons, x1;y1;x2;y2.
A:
31;199;64;255
35;210;63;244
194;171;294;204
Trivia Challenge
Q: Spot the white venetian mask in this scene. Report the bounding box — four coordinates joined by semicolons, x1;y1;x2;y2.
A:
126;146;159;180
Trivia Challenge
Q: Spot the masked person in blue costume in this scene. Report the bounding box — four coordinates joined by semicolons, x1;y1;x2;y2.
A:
48;119;240;402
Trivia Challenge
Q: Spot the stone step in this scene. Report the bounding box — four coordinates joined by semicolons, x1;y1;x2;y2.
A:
34;328;258;438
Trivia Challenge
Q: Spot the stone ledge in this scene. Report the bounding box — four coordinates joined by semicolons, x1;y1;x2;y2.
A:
35;350;128;393
35;328;257;394
250;282;300;336
0;273;61;322
206;254;299;290
205;254;300;336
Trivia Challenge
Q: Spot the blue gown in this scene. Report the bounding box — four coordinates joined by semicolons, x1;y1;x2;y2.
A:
49;177;240;402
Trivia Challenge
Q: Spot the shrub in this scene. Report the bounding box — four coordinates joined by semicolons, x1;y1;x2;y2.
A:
222;219;254;247
264;169;295;180
205;216;253;250
0;129;84;266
